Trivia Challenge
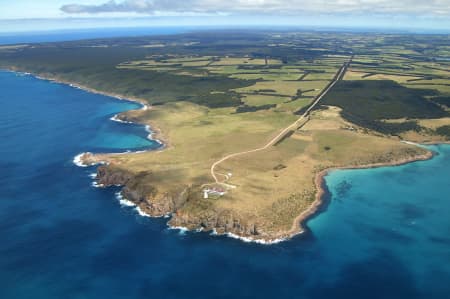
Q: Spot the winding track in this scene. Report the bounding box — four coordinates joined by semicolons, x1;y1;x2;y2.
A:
210;59;351;185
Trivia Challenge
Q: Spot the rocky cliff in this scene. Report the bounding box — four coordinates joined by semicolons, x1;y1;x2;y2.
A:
96;165;191;217
170;208;260;237
95;164;268;239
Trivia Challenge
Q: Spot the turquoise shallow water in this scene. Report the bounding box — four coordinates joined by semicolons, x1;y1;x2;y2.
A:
0;69;449;299
308;144;450;297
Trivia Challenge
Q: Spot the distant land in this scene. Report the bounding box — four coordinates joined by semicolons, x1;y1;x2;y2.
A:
1;30;449;242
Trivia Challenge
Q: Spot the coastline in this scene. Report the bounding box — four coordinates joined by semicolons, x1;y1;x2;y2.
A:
5;68;169;168
211;148;436;245
165;148;435;245
3;68;441;245
288;149;435;241
2;68;168;149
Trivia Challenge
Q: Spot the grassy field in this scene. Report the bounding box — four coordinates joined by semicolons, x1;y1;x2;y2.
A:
186;106;427;234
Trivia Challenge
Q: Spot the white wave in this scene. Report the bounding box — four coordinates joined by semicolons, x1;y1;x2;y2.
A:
132;150;147;154
68;83;82;90
115;192;136;207
135;206;151;217
145;125;153;141
168;224;290;244
121;199;136;207
225;232;287;245
210;228;289;244
145;125;163;145
110;114;133;124
111;115;163;146
73;152;108;167
170;226;189;235
89;173;97;179
91;181;104;188
73;153;89;167
17;72;31;77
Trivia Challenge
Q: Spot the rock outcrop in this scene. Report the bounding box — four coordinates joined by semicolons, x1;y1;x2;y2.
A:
95;165;264;239
96;165;191;217
97;165;131;186
170;209;259;237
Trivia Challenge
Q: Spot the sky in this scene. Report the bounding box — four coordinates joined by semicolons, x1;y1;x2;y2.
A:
1;0;450;33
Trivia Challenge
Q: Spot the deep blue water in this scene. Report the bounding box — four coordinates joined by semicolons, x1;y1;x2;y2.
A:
0;27;191;45
1;70;450;299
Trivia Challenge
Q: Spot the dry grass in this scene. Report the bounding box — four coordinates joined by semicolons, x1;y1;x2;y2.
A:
234;80;328;97
344;70;421;83
418;118;450;129
210;57;282;66
103;101;297;194
242;94;290;106
208;106;426;233
230;72;303;81
90;97;427;238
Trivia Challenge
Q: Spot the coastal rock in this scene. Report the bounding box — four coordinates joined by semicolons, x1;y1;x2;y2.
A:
170;208;259;237
96;165;191;217
130;186;191;217
96;165;131;186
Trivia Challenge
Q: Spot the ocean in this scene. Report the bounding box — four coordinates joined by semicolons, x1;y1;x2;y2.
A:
1;34;450;298
0;27;190;45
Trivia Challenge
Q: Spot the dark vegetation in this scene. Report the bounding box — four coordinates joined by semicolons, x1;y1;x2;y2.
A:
430;96;450;108
235;104;276;113
0;30;354;109
0;46;252;108
435;125;450;139
257;89;277;93
291;89;303;101
1;30;449;130
321;80;448;134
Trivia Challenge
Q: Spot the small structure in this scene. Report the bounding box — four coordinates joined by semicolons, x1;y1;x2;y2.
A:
203;187;227;199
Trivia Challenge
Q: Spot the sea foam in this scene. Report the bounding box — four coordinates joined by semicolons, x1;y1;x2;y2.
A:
135;206;151;217
110;114;133;124
115;192;136;207
73;153;89;167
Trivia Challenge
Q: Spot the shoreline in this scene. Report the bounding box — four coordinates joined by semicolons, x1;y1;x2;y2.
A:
2;68;168;149
198;145;437;245
5;68;148;107
2;69;168;167
288;149;435;242
166;145;435;245
3;68;442;245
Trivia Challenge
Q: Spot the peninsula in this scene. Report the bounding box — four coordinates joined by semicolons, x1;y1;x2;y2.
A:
2;31;449;243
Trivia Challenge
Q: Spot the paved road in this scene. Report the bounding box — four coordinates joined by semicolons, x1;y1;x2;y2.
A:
210;59;351;185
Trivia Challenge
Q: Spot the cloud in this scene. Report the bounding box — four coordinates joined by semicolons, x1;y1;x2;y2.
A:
60;0;450;16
